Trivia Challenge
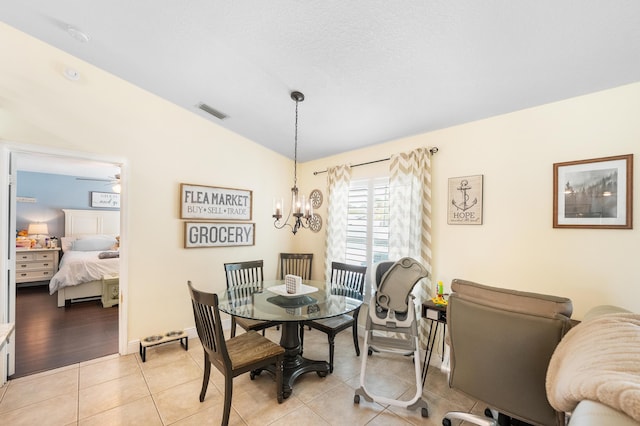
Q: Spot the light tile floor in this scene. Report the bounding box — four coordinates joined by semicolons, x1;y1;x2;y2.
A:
0;327;484;425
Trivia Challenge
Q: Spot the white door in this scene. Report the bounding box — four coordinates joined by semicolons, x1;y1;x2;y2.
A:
1;150;18;379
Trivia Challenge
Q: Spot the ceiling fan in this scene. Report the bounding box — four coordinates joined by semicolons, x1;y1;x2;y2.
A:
76;174;121;192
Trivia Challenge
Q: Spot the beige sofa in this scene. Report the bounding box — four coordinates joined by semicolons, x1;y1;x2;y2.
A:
546;305;640;426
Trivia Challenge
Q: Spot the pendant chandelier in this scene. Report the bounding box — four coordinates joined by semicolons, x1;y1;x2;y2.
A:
272;91;313;235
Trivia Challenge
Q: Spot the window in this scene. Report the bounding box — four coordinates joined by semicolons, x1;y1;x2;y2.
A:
345;177;390;296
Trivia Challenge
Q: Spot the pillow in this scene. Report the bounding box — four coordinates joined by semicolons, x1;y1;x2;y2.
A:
76;234;116;240
60;237;77;252
72;237;117;251
98;251;120;259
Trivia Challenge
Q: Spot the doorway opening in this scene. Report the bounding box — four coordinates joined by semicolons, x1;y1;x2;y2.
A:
3;147;127;379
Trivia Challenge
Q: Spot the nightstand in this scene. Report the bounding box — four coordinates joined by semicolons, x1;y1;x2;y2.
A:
101;275;120;308
15;247;60;285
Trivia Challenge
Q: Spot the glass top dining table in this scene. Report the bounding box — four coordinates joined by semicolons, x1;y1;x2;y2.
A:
217;279;363;398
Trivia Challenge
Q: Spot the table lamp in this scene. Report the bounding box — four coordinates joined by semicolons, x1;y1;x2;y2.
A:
27;223;49;247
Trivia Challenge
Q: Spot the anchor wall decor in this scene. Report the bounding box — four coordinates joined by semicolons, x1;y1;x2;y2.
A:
448;175;483;225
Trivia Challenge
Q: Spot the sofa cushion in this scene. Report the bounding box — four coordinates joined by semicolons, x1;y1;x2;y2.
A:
569;400;639;426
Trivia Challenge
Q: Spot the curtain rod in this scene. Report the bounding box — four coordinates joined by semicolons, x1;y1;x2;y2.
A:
312;146;438;175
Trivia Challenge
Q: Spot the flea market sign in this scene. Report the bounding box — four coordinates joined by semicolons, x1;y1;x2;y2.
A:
180;183;252;220
184;222;255;248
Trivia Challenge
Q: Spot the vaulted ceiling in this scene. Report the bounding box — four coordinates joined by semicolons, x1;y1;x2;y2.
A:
2;1;640;162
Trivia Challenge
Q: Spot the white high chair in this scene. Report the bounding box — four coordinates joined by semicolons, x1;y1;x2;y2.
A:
354;257;429;418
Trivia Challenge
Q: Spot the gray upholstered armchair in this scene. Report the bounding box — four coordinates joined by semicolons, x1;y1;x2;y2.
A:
442;279;573;426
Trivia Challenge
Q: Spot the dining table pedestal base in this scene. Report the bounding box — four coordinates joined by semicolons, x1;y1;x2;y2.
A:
218;280;363;400
255;321;329;399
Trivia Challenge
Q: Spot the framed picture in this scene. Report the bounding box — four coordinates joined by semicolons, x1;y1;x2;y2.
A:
184;222;255;248
90;191;120;208
180;183;252;220
553;154;633;229
448;175;483;225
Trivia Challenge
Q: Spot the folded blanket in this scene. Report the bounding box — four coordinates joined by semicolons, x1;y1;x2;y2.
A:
98;251;120;259
546;313;640;422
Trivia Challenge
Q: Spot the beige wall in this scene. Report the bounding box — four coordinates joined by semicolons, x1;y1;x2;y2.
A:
2;19;638;357
299;82;640;319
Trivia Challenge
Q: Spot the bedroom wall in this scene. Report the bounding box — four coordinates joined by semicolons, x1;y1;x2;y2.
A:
16;171;120;237
298;82;640;319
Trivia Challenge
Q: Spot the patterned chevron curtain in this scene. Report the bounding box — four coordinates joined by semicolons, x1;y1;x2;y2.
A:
389;147;433;345
324;164;352;280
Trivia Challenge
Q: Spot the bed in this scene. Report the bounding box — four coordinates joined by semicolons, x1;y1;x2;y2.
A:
49;209;120;307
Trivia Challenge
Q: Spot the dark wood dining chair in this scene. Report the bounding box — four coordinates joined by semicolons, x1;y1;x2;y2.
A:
279;253;313;280
187;281;284;425
278;253;314;331
224;260;279;337
301;261;367;373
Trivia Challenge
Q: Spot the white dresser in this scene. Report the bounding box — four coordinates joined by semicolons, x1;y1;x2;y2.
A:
15;248;60;284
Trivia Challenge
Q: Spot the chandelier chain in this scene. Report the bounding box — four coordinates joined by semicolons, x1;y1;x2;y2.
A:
272;90;311;235
293;97;299;188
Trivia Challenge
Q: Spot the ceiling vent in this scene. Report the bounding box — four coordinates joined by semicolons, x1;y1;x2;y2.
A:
197;103;228;120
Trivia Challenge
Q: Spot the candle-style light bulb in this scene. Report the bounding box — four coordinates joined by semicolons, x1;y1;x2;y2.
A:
273;198;283;218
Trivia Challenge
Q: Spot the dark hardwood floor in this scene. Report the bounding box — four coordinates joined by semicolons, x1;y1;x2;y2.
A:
11;284;118;379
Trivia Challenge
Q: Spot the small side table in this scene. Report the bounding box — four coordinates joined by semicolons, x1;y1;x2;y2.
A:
421;299;447;387
101;275;119;308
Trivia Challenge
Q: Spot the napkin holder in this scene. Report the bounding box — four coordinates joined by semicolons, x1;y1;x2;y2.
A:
285;274;302;294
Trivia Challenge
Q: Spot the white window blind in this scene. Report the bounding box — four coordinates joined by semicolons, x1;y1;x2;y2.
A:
345;178;390;298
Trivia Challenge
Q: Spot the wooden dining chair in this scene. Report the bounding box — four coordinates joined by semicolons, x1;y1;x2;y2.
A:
187;281;284;425
279;253;313;280
224;260;279;337
278;253;313;331
301;261;367;373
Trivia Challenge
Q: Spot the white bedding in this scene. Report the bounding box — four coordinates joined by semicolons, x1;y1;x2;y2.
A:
49;250;119;294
